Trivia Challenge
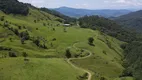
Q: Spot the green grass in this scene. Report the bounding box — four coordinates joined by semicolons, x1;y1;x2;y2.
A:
71;32;125;80
0;7;130;80
0;58;83;80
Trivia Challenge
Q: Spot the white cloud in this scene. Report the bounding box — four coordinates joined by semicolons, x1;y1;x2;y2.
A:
75;3;89;8
104;0;142;6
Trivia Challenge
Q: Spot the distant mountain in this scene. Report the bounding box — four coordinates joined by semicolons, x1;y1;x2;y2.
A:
114;10;142;32
53;7;132;18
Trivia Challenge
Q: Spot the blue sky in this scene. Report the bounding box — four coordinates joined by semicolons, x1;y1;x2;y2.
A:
18;0;142;9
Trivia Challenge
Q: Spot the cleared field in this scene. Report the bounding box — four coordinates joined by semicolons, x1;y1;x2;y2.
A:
0;58;83;80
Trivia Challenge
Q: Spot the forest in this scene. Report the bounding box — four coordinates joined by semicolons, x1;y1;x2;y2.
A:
0;0;29;15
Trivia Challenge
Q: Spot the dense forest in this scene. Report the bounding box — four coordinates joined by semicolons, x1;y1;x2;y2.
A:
40;8;77;24
78;15;142;80
78;15;137;42
0;0;29;15
121;41;142;80
114;10;142;32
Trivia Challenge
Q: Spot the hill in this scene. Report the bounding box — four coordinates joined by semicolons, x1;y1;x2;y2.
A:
114;10;142;32
53;7;132;18
0;0;137;80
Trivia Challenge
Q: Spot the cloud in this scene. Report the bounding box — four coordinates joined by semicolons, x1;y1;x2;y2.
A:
104;0;142;6
75;3;89;8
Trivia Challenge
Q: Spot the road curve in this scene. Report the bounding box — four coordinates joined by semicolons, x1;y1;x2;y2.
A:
67;43;92;80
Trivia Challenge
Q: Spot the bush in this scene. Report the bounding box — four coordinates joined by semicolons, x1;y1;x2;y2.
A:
88;37;94;46
9;51;17;57
3;21;9;27
65;49;71;58
0;16;5;21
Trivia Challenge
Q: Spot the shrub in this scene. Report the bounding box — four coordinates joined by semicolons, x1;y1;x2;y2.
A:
9;51;17;57
65;49;71;58
0;16;5;21
88;37;94;46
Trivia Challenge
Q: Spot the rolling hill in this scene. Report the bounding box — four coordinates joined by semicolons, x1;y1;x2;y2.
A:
53;7;132;18
114;10;142;32
0;0;137;80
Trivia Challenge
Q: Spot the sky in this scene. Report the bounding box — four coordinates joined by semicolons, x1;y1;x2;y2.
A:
18;0;142;10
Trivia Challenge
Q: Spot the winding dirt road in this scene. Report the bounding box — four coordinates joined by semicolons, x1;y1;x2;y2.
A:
67;43;92;80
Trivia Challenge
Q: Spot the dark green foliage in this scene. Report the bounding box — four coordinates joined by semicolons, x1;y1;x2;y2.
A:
13;28;19;36
100;77;107;80
43;23;46;26
40;8;76;24
3;21;9;27
0;16;5;21
9;51;17;57
34;20;37;23
19;31;30;40
122;41;142;80
65;49;71;58
114;10;142;32
19;31;30;44
18;26;22;30
0;0;29;15
53;28;55;31
0;46;11;51
77;73;88;80
88;37;94;46
33;38;40;46
52;38;56;41
22;52;28;58
79;15;137;43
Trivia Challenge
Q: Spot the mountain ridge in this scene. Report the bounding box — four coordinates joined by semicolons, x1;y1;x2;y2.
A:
53;6;133;18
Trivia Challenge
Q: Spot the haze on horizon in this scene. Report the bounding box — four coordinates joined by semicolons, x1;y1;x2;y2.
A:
18;0;142;10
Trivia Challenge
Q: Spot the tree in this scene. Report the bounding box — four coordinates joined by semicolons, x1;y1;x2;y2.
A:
65;49;71;58
88;37;94;45
0;16;5;21
9;51;17;57
22;52;28;58
100;77;107;80
22;52;29;61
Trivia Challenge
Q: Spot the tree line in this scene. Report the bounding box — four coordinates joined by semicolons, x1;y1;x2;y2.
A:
0;0;29;15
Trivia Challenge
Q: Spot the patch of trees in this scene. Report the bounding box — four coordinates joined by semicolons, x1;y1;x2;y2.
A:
0;0;29;15
121;41;142;80
19;31;30;44
88;37;94;46
0;46;11;51
32;37;47;49
0;16;5;21
9;51;17;57
78;15;137;43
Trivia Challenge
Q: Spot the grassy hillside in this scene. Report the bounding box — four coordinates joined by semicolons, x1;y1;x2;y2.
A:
0;4;131;80
71;32;125;80
0;58;83;80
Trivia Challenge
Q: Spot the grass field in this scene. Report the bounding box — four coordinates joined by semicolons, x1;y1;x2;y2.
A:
0;8;134;80
0;58;83;80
